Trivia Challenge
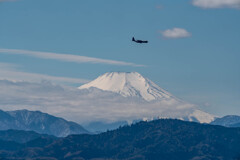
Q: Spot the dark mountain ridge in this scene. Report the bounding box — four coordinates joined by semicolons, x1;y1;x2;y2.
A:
1;119;240;160
0;129;55;143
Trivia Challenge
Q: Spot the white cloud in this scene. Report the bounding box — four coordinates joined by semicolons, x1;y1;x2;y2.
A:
0;49;144;67
161;28;191;39
0;62;89;84
0;80;215;123
0;79;213;124
192;0;240;9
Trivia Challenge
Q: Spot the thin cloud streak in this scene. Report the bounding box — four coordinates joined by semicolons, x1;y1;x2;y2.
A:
0;49;144;67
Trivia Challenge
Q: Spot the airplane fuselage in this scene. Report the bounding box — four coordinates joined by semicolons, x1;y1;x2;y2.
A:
132;37;148;43
135;40;148;43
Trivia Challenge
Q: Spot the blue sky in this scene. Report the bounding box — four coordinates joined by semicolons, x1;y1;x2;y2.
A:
0;0;240;116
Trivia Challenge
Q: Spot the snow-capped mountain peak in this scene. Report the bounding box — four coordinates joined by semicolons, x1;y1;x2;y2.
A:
78;72;174;101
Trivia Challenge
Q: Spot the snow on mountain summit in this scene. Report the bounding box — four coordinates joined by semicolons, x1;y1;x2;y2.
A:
78;72;215;123
78;72;174;101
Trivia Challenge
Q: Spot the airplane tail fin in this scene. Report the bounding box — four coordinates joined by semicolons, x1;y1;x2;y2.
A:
132;37;135;41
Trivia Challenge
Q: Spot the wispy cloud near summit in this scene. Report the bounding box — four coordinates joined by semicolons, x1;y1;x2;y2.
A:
0;49;144;67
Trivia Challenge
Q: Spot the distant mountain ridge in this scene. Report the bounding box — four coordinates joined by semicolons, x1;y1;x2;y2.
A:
1;119;240;159
211;115;240;127
0;109;89;137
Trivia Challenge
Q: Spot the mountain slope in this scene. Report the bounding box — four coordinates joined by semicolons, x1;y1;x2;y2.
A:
211;115;240;127
0;109;89;137
83;121;128;133
0;129;55;143
1;119;240;160
79;72;175;101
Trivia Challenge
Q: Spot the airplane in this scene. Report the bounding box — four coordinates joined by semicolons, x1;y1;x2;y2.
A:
132;37;148;43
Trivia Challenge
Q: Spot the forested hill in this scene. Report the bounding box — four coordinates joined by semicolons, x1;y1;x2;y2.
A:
1;119;240;160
